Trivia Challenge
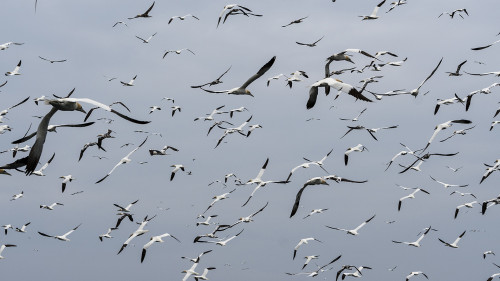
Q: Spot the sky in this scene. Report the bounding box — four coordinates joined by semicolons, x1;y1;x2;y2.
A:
1;0;500;280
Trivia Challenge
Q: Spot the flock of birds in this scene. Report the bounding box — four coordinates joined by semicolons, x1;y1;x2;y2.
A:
1;0;500;280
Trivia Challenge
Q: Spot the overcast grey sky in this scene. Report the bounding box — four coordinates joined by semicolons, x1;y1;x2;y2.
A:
1;0;500;280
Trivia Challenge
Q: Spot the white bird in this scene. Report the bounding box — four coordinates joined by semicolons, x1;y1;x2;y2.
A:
446;60;467;76
5;60;22;76
15;222;30;233
99;227;118;241
287;255;342;277
168;14;199;24
201;56;276;97
204;188;236;214
438;230;466;248
182;259;200;281
163;48;195;59
198;229;244;246
484;251;495;259
30;153;55;176
398;57;443;98
345;144;368;166
215;116;252;148
487;273;500;281
434;97;463;115
342;266;372;279
386;0;407;13
135;32;157;43
267;73;287;87
194;105;227;121
282;16;308;27
303;208;328;219
398;188;430;211
181;250;213;263
490;121;500;131
228;106;248;118
385;143;416;171
10;191;23;201
171;106;182;117
196;215;218;226
307;78;372;109
326;214;376;235
287;149;333;181
296;36;324;47
96;138;148;183
59;175;74;193
245;157;269;185
0;244;16;259
114;199;139;213
439;126;475;142
217;4;253;27
149;106;161;114
193;267;216;281
429;175;468;189
38;223;81;241
450;191;476;199
0;42;24;50
149;145;179;156
246;124;262;137
393;226;432;247
141;232;181;263
302;255;320;270
465;71;500;77
455;201;478;219
38;56;67;63
120;75;137;86
118;215;155;254
481;159;500;184
359;0;386;20
465;83;500;111
406;271;429;281
170;164;185;181
340;108;367;122
40;202;64;210
2;224;13;235
293;237;322;260
422;119;472;152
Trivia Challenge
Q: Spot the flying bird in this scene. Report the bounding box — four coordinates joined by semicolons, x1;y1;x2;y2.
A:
141;232;181;263
38;56;66;63
38;224;81;241
282;16;308;27
445;60;467;76
307;78;372;109
296;36;324;47
120;75;137;86
5;60;22;76
326;214;376;235
438;230;466;248
135;32;157;43
191;66;231;88
293;237;322;260
359;0;386;20
128;1;155;19
398;188;430;211
168;14;199;24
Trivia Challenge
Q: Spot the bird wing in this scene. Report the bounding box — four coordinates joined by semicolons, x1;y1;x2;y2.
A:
416;57;443;90
240;56;276;89
370;0;386;17
290;184;309;218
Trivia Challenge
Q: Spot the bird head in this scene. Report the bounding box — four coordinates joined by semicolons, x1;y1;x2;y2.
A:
245;90;254;97
0;169;11;176
345;56;354;64
75;103;86;114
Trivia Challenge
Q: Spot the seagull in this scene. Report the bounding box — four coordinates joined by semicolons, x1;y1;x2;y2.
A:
392;226;432;247
120;75;137;86
282;16;308;27
193;267;216;281
398;188;430;211
406;271;429;281
135;32;157;43
438;230;466;248
168;14;199;24
38;223;81;241
40;202;64;210
326;214;376;235
15;222;30;233
359;0;386;20
118;215;155;254
445;60;467;76
345;144;368;166
307;78;372;109
38;56;66;63
99;227;118;241
141;232;181;263
438;8;469;19
163;48;195;59
0;42;24;50
200;56;276;97
5;60;22;76
296;36;324;47
293;237;322;260
455;201;478;219
170;164;185;181
191;66;231;88
0;245;16;259
340;108;367;122
303;209;328;219
31;152;55;176
421;119;472;152
96;138;148;183
484;251;495;259
128;1;155;19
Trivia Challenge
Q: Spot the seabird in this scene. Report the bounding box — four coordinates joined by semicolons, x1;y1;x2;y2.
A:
15;222;30;233
59;175;75;193
203;188;236;214
438;230;466;248
325;214;376;235
484;251;495;259
287;255;342;277
135;32;157;43
395;57;443;98
141;232;181;263
40;202;64;210
359;0;386;20
38;223;81;241
118;215;155;254
345;144;368;166
96;138;147;183
455;201;477;219
120;75;137;86
422;119;472;152
0;245;16;259
430;175;468;189
282;16;308;27
303;208;328;219
0;42;24;50
217;4;254;27
99;227;118;241
406;271;429;281
296;36;324;47
392;226;432;247
128;1;155;19
398;188;430;211
163;49;195;59
10;191;23;200
307;78;372;109
293;237;322;260
191;66;231;88
197;229;244;246
193;267;216;281
2;224;13;235
445;60;467;76
38;56;67;63
31;152;55;176
5;60;22;76
340;108;367;122
341;266;372;279
168;14;199;24
438;8;469;19
170;164;185;181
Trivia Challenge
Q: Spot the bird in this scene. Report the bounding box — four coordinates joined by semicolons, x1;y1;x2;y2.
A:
171;106;182;116
181;250;213;263
162;48;195;59
392;226;432;247
398;58;443;98
385;143;416;171
118;215;155;254
5;60;22;76
10;191;23;200
58;175;75;193
217;4;253;27
287;255;342;277
345;144;368;166
465;83;500;111
193;105;227;121
471;39;500;51
182;258;201;281
386;0;407;13
339;108;367;122
38;56;66;63
15;222;30;233
434;96;464;115
149;145;178;155
96;138;148;183
246;124;262;137
128;1;155;19
112;21;128;27
438;230;466;248
168;14;199;24
197;229;244;246
336;265;364;281
196;215;218;226
120;75;137;86
200;56;276;97
293;237;322;260
31;152;55;176
445;60;467;76
303;209;328;219
398;188;430;211
193;267;216;281
307;78;372;109
228;106;248;118
38;223;81;241
421;119;472;152
170;164;185;181
464;71;500;77
455;201;478;219
487;273;500;281
326;214;376;235
398;152;460;174
0;244;16;259
215;116;252;148
141;232;181;263
490;121;500;131
341;266;372;279
286;70;309;88
450;191;476;199
438;8;469;19
98;227;118;241
40;202;64;210
446;165;463;172
0;42;23;50
135;32;157;43
430;175;468;189
484;251;495;259
301;255;319;270
191;66;231;88
282;16;308;27
203;189;236;214
406;271;429;281
2;224;13;235
296;36;324;47
359;0;386;20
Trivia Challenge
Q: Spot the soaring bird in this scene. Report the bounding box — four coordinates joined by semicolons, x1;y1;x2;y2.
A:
141;233;180;263
128;2;155;19
38;224;81;241
282;16;308;27
326;214;376;235
445;60;467;76
5;60;22;76
359;0;386;20
307;78;372;109
296;36;324;47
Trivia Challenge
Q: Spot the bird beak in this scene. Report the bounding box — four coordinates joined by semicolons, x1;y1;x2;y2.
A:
77;107;87;114
0;169;11;176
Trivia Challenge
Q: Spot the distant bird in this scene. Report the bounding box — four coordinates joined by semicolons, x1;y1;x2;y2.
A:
465;83;500;111
40;202;64;210
398;188;430;211
59;175;75;193
398;58;443;98
438;8;469;19
120;75;137;86
168;14;199;24
118;215;155;254
345;144;368;166
194;105;227;121
392;226;432;247
464;71;500;77
286;149;333;181
2;224;13;235
203;189;236;214
196;215;218;226
326;214;376;235
286;70;309;88
385;143;416;171
406;271;429;281
246;124;262;137
31;152;55;176
282;16;308;27
455;201;478;219
303;209;328;219
200;56;276;97
5;60;22;76
141;232;181;263
0;244;16;259
484;251;495;259
135;32;157;43
15;222;30;233
490;121;500;131
359;0;386;20
191;66;231;88
0;42;24;50
163;48;195;59
198;229;244;246
386;0;407;13
482;159;500;184
446;165;463;172
112;21;128;27
429;175;468;189
341;266;372;279
422;119;472;152
170;164;185;181
340;108;367;122
149;145;178;155
445;60;467;76
38;223;81;241
471;39;500;51
128;1;155;19
434;97;464;115
38;56;67;63
171;106;182;116
293;237;322;260
193;267;216;281
287;255;342;277
10;191;23;201
296;36;324;47
307;78;372;109
438;230;466;248
149;106;161;114
450;191;476;199
228;106;248;118
217;4;254;27
399;152;460;174
96;138;148;183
